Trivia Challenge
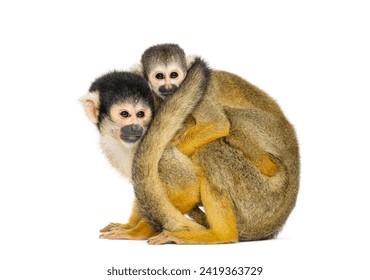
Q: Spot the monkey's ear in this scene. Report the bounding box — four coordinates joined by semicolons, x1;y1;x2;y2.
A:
130;63;144;77
186;55;197;69
80;91;100;124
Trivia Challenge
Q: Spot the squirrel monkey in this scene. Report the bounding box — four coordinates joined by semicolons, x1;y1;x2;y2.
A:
81;71;155;182
132;45;300;244
81;69;207;240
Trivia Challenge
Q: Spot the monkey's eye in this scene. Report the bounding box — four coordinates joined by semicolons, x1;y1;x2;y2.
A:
120;111;130;118
170;72;178;78
155;73;164;80
137;111;145;118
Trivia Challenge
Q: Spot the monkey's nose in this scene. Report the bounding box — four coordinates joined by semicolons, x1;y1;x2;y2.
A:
166;84;178;91
121;124;143;136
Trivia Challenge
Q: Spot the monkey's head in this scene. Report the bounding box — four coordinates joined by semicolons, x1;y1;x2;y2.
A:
81;71;154;147
138;43;195;100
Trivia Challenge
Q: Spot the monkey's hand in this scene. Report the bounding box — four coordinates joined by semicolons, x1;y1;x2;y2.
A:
99;220;157;240
177;122;230;156
176;96;231;156
99;223;132;240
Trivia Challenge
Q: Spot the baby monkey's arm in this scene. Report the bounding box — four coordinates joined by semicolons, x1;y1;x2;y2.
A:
176;97;230;156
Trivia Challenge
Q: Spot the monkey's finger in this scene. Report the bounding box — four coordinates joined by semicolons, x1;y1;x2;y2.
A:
100;223;118;232
100;223;130;232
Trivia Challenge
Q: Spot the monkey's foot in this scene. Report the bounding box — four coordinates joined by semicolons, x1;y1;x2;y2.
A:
147;231;183;245
100;223;131;233
148;230;238;245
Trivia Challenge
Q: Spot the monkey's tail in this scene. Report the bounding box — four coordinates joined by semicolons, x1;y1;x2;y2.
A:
132;58;211;231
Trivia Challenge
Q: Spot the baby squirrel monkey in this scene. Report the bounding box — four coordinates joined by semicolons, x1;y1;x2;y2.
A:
132;44;299;244
81;69;207;240
132;43;277;177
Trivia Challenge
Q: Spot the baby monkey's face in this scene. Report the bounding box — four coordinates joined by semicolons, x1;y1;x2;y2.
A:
148;63;186;100
101;101;153;146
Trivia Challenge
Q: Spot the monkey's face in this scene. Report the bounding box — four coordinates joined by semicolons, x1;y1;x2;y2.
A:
100;101;153;147
148;63;186;100
82;71;155;149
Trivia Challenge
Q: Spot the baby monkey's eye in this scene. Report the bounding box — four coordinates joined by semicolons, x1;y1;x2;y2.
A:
155;73;164;80
170;72;178;78
120;111;130;118
136;111;145;118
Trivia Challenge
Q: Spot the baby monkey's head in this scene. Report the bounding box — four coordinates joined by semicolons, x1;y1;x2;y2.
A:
140;43;195;100
81;71;154;147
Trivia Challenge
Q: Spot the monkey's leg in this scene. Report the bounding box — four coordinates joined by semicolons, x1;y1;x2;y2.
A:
148;177;238;245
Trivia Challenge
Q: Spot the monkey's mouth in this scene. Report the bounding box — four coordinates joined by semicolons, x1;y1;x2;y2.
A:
120;135;142;143
159;91;174;99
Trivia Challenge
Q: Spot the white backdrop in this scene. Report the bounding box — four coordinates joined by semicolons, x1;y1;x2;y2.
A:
1;0;369;279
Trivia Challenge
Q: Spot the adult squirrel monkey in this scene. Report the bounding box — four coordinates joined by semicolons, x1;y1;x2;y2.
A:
131;44;299;244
